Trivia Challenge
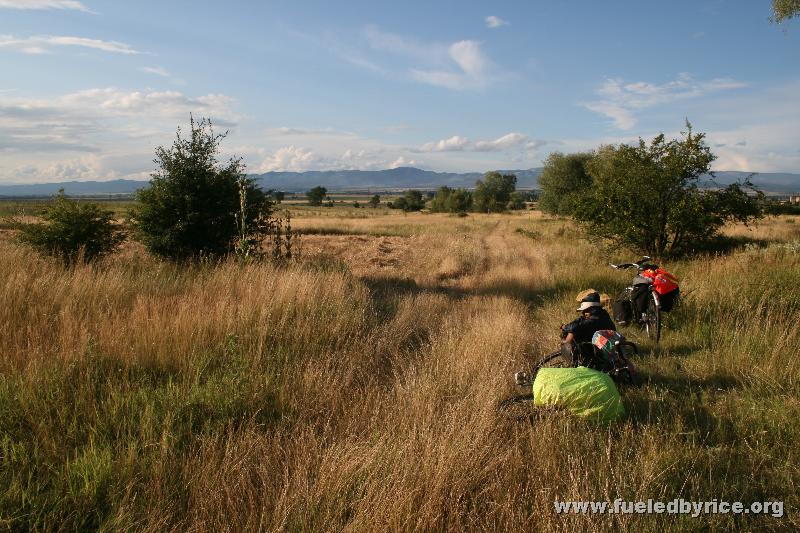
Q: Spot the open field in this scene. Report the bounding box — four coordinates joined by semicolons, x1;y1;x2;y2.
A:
1;206;799;531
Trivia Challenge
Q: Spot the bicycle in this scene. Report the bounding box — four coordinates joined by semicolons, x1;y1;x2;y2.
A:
499;337;640;411
609;256;679;343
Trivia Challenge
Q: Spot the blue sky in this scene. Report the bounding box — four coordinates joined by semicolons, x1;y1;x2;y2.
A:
1;0;799;183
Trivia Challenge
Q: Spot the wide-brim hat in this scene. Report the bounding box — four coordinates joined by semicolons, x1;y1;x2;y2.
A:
577;301;602;312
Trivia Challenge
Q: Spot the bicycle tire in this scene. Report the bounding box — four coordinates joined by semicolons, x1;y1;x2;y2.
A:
644;291;661;342
533;350;570;374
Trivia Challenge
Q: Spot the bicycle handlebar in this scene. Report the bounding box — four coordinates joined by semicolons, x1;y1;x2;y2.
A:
609;256;657;271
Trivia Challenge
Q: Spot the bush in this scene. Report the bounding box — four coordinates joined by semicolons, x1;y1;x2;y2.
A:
18;190;123;264
133;117;270;261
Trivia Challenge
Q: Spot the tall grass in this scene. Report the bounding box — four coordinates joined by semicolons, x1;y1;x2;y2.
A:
0;213;797;531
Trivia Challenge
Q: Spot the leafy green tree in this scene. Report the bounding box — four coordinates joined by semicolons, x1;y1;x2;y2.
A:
368;194;381;208
473;172;516;213
579;123;764;257
19;189;124;264
133;117;269;261
431;186;473;213
430;186;453;212
538;152;594;216
307;186;327;206
771;0;800;23
507;192;528;210
447;188;473;213
401;190;425;211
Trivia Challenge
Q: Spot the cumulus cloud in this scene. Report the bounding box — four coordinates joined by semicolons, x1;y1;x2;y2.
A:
416;132;538;153
389;156;418;168
0;0;91;11
0;34;138;54
583;73;747;129
485;16;509;28
418;135;470;152
257;146;319;172
474;132;529;152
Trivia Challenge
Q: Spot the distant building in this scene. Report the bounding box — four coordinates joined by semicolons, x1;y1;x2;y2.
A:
790;194;800;204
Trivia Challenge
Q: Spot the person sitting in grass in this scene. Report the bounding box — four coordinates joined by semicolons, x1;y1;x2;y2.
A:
560;292;616;364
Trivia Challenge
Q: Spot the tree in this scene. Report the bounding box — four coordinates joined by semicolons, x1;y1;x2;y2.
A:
430;186;453;212
771;0;800;23
579;122;764;257
133;117;270;261
507;192;527;210
368;194;380;208
538;152;594;216
18;189;124;264
307;186;327;206
396;190;425;211
473;172;516;213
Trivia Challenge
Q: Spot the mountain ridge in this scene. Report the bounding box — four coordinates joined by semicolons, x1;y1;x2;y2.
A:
1;167;799;196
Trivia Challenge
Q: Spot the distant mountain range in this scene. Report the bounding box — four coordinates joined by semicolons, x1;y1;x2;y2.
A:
1;167;799;196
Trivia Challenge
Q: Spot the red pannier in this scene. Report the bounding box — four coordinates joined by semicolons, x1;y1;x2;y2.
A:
642;268;680;312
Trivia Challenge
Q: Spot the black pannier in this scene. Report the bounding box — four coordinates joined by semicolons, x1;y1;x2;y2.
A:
658;287;680;312
612;296;633;325
630;283;650;316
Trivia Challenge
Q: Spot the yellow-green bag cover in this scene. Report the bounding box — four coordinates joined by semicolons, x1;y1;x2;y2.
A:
533;366;625;423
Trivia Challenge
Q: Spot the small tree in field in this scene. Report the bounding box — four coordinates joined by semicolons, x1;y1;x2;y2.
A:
473;171;516;213
18;189;123;264
368;194;380;208
133;117;269;261
538;152;594;216
307;186;327;206
579;122;764;257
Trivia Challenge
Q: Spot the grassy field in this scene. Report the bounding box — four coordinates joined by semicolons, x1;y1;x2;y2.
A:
1;203;798;531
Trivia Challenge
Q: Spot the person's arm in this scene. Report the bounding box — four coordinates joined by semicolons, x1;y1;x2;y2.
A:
562;332;575;344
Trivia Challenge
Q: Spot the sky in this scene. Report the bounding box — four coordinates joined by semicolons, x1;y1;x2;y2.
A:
1;0;799;184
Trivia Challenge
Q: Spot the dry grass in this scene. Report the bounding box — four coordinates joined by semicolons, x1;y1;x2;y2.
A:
0;210;798;531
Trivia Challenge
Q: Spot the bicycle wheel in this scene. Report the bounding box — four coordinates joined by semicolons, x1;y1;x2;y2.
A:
643;291;661;342
533;349;570;376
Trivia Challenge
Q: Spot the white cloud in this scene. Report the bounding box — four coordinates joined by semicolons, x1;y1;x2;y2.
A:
268;126;355;137
256;146;320;172
485;16;509;28
416;132;537;153
474;132;528;152
389;156;418;168
0;34;138;54
583;73;748;130
140;66;169;77
0;0;91;11
419;135;470;152
411;40;494;90
339;27;498;91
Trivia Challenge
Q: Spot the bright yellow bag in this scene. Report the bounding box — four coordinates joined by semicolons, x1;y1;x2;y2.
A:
533;366;625;423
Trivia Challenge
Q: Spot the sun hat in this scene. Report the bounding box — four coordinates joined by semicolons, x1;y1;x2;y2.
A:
577;292;602;312
577;300;602;312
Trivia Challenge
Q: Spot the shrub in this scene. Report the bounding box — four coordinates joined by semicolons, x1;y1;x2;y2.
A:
18;189;123;264
133;117;270;261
